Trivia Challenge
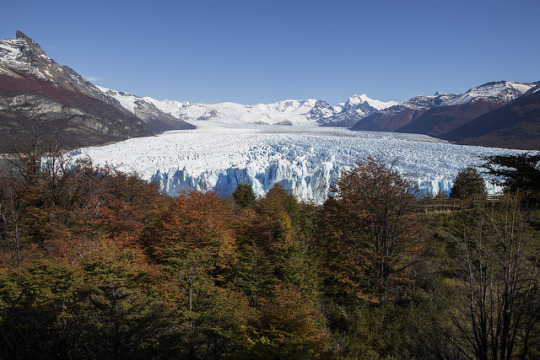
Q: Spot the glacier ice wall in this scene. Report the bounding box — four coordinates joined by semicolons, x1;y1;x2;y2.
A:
150;160;339;204
75;123;520;203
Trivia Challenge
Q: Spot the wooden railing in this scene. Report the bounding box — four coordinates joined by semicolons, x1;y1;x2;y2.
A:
416;192;532;213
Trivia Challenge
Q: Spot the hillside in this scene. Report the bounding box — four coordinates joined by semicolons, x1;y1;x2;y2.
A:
442;88;540;150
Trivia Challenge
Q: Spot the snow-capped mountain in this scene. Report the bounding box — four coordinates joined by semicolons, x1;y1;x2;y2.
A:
398;81;535;137
73;122;522;204
401;93;458;110
305;100;335;122
0;31;117;105
0;31;194;151
318;94;398;127
352;93;457;132
352;81;538;149
0;31;155;150
148;98;325;126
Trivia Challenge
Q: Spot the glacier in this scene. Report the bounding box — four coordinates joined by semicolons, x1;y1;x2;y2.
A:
73;122;521;204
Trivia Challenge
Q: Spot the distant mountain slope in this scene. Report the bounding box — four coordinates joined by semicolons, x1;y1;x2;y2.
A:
442;87;540;150
96;87;195;132
351;81;538;150
0;71;151;150
0;31;116;103
352;93;456;131
398;81;534;136
0;31;192;151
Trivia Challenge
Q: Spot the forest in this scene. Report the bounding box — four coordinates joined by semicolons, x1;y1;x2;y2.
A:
0;139;539;360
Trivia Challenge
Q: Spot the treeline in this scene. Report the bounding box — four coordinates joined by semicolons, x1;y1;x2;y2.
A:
0;143;539;359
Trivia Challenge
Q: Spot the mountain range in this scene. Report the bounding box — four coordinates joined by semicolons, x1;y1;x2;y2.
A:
1;31;539;151
97;88;398;127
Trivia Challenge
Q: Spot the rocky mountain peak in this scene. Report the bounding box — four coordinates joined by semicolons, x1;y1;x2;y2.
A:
16;30;34;43
11;31;48;61
1;31;54;74
306;100;334;123
402;93;457;110
0;32;124;106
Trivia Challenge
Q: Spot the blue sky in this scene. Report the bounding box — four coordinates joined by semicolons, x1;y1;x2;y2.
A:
2;0;539;104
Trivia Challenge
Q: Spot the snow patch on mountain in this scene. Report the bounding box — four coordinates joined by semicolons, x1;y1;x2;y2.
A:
0;32;88;86
143;98;193;118
96;86;195;131
444;81;534;106
97;86;138;112
401;93;457;110
0;38;25;63
0;32;124;105
73;122;521;204
0;35;52;80
320;94;400;127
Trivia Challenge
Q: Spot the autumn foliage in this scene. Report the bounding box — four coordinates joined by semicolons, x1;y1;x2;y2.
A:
1;144;538;359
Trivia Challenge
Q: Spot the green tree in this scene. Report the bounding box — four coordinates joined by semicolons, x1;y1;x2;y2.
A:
481;153;540;193
79;241;176;359
450;166;487;199
246;283;332;359
233;184;319;304
317;157;423;359
234;242;275;306
233;183;257;208
0;259;86;359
